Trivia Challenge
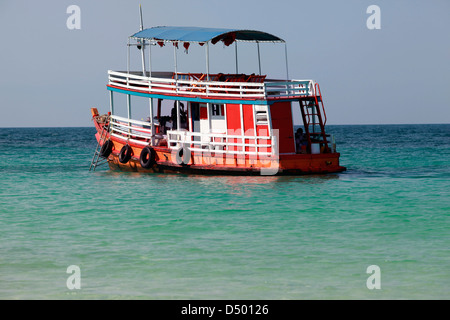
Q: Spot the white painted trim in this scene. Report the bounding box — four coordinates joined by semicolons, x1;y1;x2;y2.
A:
239;104;245;153
127;95;131;120
252;104;257;155
149;97;154;146
109;91;114;115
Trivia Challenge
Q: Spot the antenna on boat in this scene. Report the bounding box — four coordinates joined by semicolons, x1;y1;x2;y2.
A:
139;4;144;31
138;4;147;76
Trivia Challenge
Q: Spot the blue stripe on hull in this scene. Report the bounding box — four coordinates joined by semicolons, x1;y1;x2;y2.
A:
107;86;270;105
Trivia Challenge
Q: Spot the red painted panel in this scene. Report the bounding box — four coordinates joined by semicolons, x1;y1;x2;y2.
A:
226;104;242;152
200;106;208;120
242;104;255;152
242;104;254;133
226;104;241;133
270;102;295;154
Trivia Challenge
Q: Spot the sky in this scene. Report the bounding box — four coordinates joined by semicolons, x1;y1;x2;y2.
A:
0;0;449;127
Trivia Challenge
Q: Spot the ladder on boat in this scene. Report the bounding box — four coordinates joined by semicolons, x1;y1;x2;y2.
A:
89;118;111;171
299;83;330;153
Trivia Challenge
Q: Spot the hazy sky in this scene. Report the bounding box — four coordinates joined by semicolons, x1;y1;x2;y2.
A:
0;0;449;127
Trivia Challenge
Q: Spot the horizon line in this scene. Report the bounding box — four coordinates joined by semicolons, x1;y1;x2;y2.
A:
1;123;449;129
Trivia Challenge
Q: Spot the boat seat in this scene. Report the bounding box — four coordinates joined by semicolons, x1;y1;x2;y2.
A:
189;73;207;92
225;74;247;82
246;74;266;83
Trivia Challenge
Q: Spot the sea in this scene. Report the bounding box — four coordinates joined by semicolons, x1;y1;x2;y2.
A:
0;124;449;300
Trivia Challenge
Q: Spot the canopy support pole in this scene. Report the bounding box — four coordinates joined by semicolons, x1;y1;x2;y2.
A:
149;98;154;145
257;41;262;75
127;95;131;119
127;38;130;74
176;100;181;131
205;42;210;82
148;41;152;76
235;41;239;74
109;91;114;115
284;42;289;80
207;103;212;133
140;41;147;76
148;43;154;145
127;94;131;136
173;43;178;79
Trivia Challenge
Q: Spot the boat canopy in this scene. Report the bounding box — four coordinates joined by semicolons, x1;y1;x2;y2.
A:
130;26;285;44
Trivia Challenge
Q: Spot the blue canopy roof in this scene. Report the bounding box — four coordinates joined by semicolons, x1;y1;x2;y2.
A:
130;26;285;43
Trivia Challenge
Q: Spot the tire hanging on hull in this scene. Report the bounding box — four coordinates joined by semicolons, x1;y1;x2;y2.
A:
140;146;156;169
119;144;133;164
175;146;191;166
100;139;113;158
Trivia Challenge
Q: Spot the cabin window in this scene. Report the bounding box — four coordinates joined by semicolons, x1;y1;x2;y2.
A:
211;104;224;117
191;103;200;121
254;105;268;125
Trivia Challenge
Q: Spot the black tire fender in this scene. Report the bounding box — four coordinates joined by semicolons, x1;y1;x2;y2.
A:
140;146;156;169
99;139;113;158
119;144;133;164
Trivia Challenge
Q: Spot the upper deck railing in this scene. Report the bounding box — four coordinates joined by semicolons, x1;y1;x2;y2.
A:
108;70;315;100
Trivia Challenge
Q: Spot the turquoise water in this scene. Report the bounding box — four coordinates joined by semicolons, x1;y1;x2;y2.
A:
0;125;449;299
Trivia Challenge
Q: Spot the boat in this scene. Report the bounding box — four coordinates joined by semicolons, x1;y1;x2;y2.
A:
89;15;346;175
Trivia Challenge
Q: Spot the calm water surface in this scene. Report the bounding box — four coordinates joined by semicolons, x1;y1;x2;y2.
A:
0;125;449;299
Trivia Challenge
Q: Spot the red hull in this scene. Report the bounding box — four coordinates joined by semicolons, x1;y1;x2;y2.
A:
92;109;346;176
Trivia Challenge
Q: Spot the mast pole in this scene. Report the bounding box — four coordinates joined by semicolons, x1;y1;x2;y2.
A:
139;4;144;32
139;4;146;76
139;4;154;144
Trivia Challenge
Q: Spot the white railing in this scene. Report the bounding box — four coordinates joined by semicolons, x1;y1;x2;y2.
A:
108;70;314;99
109;115;153;146
108;115;277;157
167;129;276;157
266;79;315;98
